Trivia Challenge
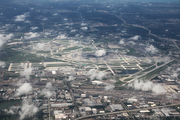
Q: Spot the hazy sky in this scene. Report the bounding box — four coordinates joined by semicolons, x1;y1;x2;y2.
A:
7;0;180;2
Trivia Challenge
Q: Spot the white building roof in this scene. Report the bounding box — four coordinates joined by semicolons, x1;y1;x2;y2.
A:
92;81;103;85
140;110;150;113
110;104;123;111
54;110;63;115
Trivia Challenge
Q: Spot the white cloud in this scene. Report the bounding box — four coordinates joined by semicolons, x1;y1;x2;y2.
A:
42;18;48;21
5;33;13;40
128;41;136;45
146;59;152;64
0;61;6;68
176;68;180;72
55;34;67;39
128;79;166;95
87;69;106;80
24;32;40;39
15;15;26;21
70;29;78;33
31;27;38;31
81;23;87;26
53;13;58;16
19;98;39;120
3;109;15;114
81;27;88;31
119;38;125;45
67;76;75;81
15;83;32;96
171;72;178;78
129;35;141;40
33;43;45;50
95;50;106;57
32;43;50;51
69;40;79;45
20;68;33;80
153;57;170;63
45;82;52;89
104;84;115;91
152;84;167;95
145;45;158;54
0;35;5;47
24;20;30;23
41;82;54;98
0;33;13;47
15;13;28;22
3;106;19;115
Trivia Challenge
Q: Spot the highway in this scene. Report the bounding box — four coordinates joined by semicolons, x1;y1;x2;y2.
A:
122;59;175;85
98;10;180;50
119;63;156;82
75;103;180;120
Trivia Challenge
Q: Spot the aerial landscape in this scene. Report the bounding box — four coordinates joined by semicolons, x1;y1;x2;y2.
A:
0;0;180;119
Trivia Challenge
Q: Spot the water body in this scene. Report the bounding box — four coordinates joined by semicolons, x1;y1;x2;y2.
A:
0;100;21;110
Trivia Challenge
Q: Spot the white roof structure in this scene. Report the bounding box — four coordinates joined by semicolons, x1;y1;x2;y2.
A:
140;110;150;113
110;104;123;111
92;80;103;85
55;114;68;119
52;71;56;74
54;110;63;115
127;98;138;103
79;107;91;112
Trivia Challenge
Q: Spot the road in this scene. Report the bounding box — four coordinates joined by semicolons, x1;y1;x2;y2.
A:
120;101;135;120
119;63;156;82
122;59;174;85
98;10;180;50
75;103;180;120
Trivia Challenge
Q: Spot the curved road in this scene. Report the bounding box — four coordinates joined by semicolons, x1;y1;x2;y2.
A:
98;10;179;50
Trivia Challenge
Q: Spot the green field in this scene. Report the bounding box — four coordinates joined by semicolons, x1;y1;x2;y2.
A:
0;46;44;63
63;46;81;51
0;100;22;110
142;65;156;72
140;60;178;80
83;47;92;51
124;78;133;81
